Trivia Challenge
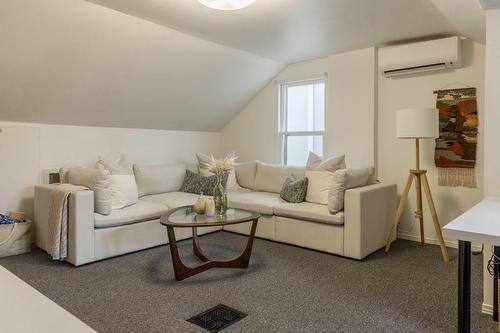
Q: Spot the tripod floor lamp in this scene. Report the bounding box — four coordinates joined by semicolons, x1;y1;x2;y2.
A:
384;108;449;262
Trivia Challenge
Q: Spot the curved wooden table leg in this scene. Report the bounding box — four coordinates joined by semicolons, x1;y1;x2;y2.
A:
192;227;210;262
166;219;259;281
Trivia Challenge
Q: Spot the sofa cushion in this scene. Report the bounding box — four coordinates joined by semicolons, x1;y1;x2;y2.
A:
227;191;284;215
328;167;376;214
253;162;305;193
141;191;200;209
94;200;168;229
235;161;257;190
274;202;344;226
133;163;186;197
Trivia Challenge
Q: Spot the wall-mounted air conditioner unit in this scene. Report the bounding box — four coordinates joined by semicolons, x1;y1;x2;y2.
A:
379;36;462;77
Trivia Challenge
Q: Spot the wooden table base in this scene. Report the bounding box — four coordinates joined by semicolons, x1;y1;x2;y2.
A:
166;219;258;281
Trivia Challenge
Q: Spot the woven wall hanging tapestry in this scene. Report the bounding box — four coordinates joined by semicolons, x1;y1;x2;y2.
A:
434;87;478;188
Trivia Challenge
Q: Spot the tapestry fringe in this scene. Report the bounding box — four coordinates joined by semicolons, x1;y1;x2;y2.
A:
438;168;476;188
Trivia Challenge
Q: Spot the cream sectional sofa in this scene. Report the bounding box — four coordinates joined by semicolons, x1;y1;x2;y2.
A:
34;161;397;266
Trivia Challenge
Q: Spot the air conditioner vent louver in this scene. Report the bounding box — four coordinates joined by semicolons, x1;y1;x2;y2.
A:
379;37;462;77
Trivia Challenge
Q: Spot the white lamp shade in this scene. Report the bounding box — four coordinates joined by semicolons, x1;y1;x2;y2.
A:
396;108;439;139
198;0;256;10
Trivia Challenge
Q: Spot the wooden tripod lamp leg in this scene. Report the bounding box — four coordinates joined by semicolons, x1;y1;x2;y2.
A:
421;173;449;262
385;173;414;252
415;174;425;244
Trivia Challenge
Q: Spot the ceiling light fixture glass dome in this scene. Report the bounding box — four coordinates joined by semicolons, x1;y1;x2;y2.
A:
198;0;256;10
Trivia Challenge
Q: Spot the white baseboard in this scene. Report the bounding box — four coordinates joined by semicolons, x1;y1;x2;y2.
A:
397;232;483;252
482;302;493;315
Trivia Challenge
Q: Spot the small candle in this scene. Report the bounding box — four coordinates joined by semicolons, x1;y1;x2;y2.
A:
205;198;215;217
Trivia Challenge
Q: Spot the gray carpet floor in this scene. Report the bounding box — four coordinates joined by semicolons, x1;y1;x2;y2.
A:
0;232;495;333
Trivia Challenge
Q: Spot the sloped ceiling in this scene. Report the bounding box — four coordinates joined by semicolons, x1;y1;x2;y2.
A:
0;0;486;131
86;0;486;63
0;0;283;131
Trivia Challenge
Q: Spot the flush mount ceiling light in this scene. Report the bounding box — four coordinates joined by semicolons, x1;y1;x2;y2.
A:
198;0;256;10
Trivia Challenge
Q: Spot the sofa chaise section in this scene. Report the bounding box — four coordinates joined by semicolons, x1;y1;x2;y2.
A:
222;182;396;259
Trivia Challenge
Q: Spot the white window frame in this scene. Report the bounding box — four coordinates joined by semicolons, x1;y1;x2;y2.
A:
279;78;326;165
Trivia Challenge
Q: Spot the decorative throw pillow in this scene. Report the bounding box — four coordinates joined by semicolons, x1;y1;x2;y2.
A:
280;175;308;203
197;152;241;192
64;167;112;215
306;152;346;171
97;156;138;210
97;155;133;175
328;167;376;214
180;170;229;196
305;152;346;204
304;170;333;204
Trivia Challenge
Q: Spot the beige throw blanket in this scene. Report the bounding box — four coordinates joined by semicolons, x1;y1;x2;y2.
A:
46;184;88;260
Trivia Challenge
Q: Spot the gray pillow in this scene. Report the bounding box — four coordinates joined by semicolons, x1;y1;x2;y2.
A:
180;170;228;196
280;175;308;203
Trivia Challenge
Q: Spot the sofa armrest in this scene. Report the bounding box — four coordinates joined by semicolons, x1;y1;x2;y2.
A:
343;182;397;260
34;185;95;266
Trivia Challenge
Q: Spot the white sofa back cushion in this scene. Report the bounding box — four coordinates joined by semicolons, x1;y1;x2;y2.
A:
235;161;257;190
254;162;305;194
133;164;186;197
328;167;376;213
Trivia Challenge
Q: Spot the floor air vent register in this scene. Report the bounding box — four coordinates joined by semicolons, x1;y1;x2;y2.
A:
187;304;247;332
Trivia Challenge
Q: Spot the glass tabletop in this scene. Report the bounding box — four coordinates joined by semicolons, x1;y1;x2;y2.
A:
160;205;260;227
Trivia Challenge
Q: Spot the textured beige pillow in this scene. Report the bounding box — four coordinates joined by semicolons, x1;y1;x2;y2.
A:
328;167;376;214
305;152;346;204
66;167;112;215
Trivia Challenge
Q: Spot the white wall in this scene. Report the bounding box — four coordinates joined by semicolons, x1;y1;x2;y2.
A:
0;122;221;220
482;8;500;315
378;39;485;247
221;48;376;168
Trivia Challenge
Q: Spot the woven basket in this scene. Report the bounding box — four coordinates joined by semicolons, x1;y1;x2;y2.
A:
0;220;31;257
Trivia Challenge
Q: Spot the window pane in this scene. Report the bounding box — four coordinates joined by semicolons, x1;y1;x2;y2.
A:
285;82;325;132
286;135;323;166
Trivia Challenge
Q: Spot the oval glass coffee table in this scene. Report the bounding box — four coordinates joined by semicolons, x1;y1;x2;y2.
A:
160;206;260;281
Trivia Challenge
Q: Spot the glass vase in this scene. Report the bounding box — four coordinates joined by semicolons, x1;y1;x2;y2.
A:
213;174;227;216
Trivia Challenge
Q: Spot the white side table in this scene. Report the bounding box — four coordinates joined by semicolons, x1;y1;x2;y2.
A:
443;197;500;333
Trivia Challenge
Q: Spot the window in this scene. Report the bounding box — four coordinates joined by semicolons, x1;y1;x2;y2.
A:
279;79;325;166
